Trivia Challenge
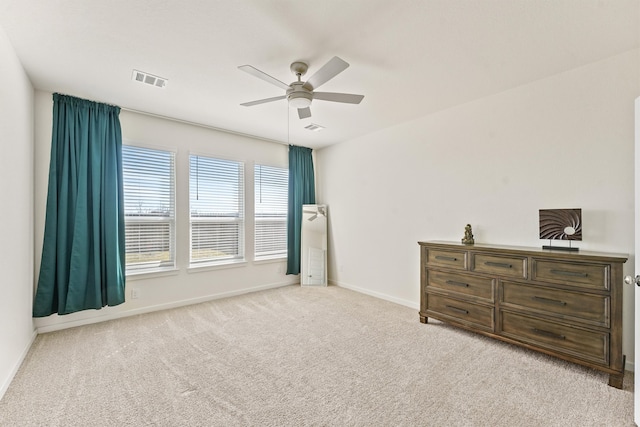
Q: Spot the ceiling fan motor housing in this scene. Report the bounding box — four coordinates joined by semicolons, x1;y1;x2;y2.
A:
287;82;312;109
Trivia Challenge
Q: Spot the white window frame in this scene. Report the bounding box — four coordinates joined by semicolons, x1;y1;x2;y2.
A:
254;164;288;260
122;143;176;275
189;153;245;267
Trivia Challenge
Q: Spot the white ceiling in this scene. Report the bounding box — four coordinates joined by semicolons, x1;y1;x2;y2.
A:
0;0;638;149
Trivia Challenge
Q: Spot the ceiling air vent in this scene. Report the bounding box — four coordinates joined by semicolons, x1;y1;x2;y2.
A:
132;69;167;88
304;123;325;132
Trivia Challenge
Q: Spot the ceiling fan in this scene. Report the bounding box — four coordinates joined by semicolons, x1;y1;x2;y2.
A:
238;56;364;119
304;206;326;221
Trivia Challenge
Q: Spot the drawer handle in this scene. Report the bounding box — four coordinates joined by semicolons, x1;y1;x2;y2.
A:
532;296;567;306
445;305;469;315
532;328;566;340
446;280;469;288
550;269;588;278
436;255;458;262
485;261;512;269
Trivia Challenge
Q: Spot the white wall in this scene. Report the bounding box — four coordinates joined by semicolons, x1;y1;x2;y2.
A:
0;27;36;398
316;49;640;368
33;94;298;332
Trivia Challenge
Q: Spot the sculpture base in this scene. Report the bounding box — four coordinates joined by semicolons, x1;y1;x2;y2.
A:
542;245;579;252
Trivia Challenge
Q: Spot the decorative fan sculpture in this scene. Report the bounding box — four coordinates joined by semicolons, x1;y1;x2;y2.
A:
539;208;582;251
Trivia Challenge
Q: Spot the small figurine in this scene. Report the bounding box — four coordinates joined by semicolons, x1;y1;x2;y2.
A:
462;224;474;245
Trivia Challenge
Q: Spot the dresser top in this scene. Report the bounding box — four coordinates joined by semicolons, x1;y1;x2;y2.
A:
418;240;628;263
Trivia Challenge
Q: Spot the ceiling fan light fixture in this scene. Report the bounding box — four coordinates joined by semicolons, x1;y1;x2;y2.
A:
288;92;312;109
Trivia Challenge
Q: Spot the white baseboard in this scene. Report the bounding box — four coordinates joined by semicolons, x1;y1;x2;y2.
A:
36;280;297;334
0;329;38;401
626;361;635;373
330;279;419;310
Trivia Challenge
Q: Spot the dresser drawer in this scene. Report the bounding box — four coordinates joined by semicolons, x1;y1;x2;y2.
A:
427;248;467;270
428;270;494;301
427;293;493;330
500;311;608;365
500;281;609;327
471;253;527;279
532;259;608;290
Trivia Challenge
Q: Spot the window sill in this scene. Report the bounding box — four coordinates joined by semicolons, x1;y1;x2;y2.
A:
253;256;287;265
187;260;247;274
126;267;180;281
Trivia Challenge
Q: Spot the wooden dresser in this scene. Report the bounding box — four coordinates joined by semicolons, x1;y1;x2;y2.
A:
419;241;628;388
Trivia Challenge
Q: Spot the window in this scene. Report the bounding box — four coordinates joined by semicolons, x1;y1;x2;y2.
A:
122;145;176;274
190;155;244;265
254;164;288;260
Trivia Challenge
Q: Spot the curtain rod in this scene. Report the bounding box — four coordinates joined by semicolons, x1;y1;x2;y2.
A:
119;106;288;146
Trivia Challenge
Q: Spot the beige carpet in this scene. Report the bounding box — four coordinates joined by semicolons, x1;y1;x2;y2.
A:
0;285;634;426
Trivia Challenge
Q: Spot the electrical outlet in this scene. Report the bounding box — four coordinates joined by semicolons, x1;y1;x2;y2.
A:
131;288;139;299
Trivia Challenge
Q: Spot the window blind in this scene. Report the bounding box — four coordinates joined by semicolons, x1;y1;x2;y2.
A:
190;155;245;265
255;164;288;259
122;145;176;273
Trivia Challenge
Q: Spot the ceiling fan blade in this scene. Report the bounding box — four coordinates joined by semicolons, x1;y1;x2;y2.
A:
238;65;290;91
303;56;349;90
297;107;312;119
313;92;364;104
240;95;286;107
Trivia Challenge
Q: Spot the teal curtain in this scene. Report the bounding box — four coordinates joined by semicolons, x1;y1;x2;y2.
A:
33;94;126;317
286;145;316;275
